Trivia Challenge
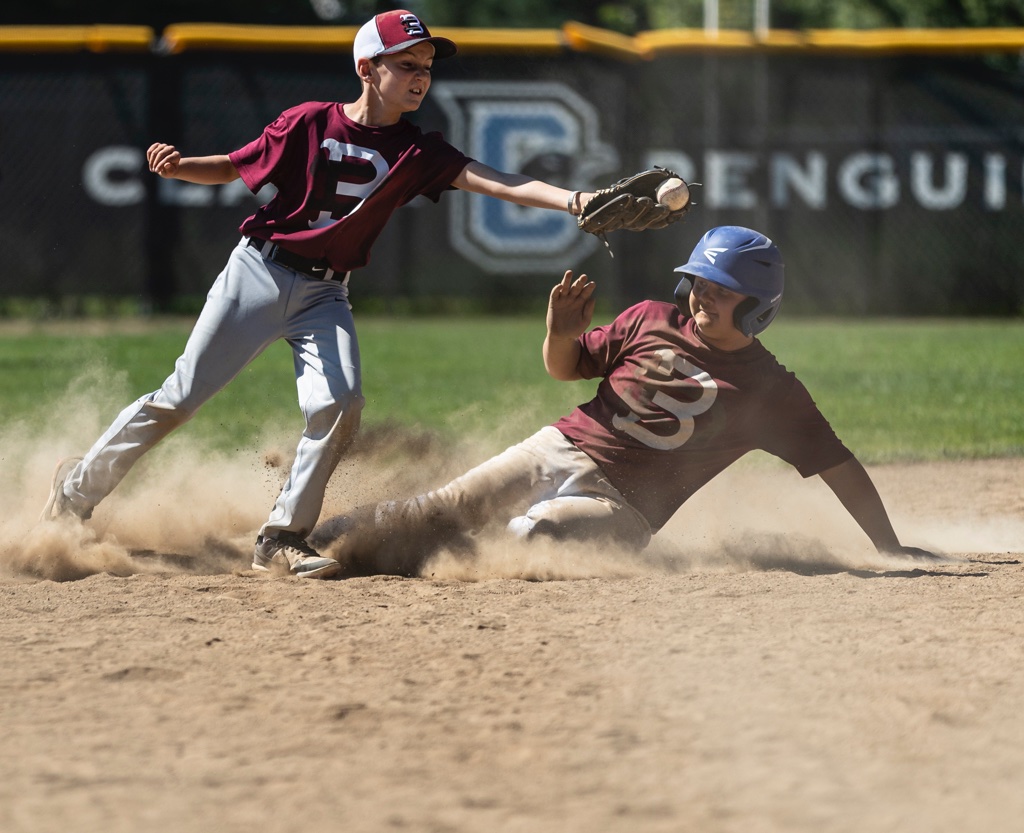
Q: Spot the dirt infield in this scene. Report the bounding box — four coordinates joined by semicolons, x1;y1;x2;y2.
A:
1;443;1022;833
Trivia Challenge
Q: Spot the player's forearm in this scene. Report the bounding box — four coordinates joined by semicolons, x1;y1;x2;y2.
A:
170;156;240;185
454;162;593;212
543;335;583;381
490;176;575;211
818;458;903;552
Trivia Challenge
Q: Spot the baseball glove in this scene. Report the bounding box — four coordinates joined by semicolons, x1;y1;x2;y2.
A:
578;167;691;237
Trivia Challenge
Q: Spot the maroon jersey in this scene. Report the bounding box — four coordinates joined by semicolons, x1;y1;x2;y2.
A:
553;301;853;531
229;101;472;272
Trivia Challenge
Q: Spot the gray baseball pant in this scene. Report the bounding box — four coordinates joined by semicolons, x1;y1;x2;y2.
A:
63;239;363;539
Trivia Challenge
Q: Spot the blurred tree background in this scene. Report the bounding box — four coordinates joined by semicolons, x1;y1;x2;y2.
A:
3;0;1022;31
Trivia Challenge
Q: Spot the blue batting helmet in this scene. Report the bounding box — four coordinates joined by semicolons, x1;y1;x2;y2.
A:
673;226;785;336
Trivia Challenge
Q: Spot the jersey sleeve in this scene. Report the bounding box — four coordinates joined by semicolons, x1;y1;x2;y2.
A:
759;376;853;476
228;106;305;194
574;303;647;380
411;130;473;203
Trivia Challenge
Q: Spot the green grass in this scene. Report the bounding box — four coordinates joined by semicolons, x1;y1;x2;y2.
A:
2;316;1021;463
759;318;1024;460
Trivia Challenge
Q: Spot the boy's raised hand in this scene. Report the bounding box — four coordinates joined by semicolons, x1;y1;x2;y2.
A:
547;270;596;342
147;143;181;178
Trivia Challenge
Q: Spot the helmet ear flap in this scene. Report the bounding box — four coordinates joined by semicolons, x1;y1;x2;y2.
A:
673;274;693;314
733;297;758;335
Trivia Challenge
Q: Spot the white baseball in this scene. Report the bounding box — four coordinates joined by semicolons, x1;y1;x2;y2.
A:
655;177;690;211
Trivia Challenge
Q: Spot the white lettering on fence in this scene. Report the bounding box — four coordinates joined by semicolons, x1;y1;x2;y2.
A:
86;144;1023;216
82;146;273;208
646;148;1020;212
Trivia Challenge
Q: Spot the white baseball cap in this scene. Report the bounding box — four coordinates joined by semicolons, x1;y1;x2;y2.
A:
352;10;457;70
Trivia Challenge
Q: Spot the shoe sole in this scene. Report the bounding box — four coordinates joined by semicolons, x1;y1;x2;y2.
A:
251;559;342;580
39;456;83;523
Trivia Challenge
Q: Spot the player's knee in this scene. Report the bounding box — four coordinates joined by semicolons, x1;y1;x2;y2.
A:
142;392;199;428
508;501;652;550
507;515;533;539
507;514;562;542
306;391;365;440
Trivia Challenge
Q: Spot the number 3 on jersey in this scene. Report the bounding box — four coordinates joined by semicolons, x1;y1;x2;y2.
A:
612;348;718;451
308;139;390;229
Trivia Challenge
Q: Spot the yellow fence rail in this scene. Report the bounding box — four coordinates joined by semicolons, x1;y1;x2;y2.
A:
0;25;154;52
2;23;1024;58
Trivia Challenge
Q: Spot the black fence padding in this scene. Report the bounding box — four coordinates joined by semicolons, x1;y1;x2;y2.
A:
1;49;1021;315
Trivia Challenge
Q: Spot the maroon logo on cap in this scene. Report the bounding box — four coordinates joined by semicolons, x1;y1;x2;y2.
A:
399;14;425;36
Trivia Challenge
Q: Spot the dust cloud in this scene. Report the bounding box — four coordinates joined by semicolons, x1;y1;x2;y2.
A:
2;367;1018;583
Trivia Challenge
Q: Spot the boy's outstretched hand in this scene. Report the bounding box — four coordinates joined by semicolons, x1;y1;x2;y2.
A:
547;270;596;342
543;270;596;382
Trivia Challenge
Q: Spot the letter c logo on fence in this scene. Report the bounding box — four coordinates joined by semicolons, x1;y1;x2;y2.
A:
83;146;146;206
432;81;619;274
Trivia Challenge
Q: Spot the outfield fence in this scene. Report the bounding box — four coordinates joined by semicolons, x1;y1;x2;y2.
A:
1;24;1023;315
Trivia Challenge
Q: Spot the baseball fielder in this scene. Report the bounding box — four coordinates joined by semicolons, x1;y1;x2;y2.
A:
310;226;941;575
